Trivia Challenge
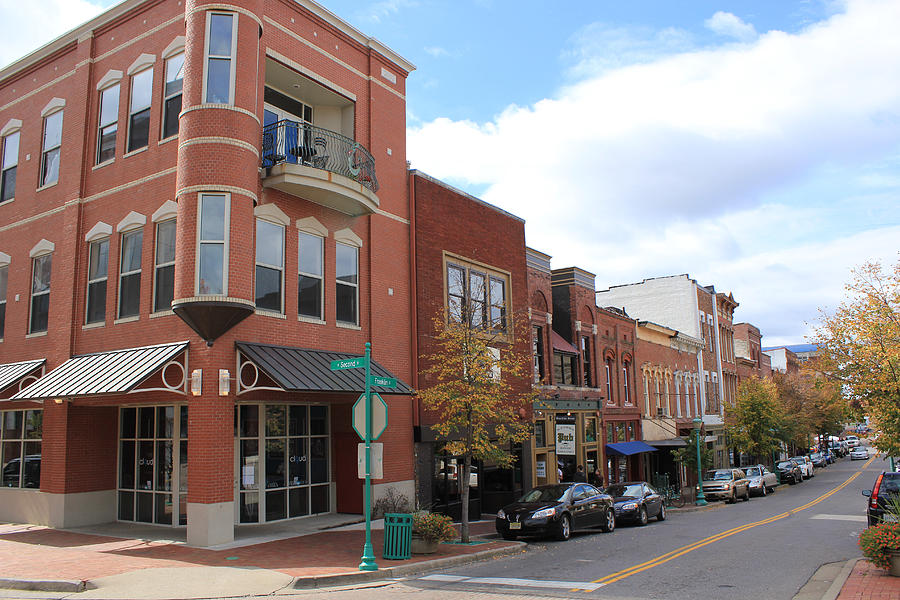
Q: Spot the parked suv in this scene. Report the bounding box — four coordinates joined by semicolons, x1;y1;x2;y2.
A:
791;456;815;479
775;459;803;485
863;471;900;526
701;468;750;503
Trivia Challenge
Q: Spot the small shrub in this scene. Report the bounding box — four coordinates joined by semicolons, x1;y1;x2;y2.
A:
859;522;900;570
412;511;456;543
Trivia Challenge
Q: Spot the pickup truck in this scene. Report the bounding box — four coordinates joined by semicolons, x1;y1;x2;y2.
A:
701;468;750;503
743;464;778;497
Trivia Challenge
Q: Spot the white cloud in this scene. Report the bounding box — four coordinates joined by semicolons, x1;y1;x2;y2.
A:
423;46;452;58
0;0;107;69
704;11;758;42
408;0;900;342
353;0;417;25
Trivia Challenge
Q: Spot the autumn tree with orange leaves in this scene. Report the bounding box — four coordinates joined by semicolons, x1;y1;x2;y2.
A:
417;301;533;543
814;258;900;457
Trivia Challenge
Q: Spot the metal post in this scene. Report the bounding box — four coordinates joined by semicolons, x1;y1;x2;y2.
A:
358;342;378;571
693;417;707;506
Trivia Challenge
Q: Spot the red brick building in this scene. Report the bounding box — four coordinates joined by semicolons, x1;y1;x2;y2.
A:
0;0;415;546
409;171;530;519
734;322;772;383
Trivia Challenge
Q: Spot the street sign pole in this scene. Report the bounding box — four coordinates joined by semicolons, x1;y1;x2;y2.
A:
358;342;378;571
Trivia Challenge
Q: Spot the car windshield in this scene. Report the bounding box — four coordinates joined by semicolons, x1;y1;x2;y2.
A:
706;470;732;480
791;457;806;462
607;484;643;497
777;461;793;469
745;467;761;476
518;485;569;503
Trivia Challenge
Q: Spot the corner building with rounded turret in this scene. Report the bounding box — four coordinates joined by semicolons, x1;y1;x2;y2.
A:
0;0;415;546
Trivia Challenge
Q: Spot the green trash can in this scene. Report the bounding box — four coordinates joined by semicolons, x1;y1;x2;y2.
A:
383;513;413;560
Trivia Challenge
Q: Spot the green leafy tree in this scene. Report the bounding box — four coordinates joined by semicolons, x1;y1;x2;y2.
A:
726;377;783;463
673;429;714;478
417;308;534;543
813;259;900;456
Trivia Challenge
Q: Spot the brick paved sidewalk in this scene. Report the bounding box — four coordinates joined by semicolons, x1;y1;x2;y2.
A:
837;560;900;599
0;520;512;584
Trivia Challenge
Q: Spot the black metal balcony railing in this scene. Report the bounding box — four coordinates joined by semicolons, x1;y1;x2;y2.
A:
261;120;378;192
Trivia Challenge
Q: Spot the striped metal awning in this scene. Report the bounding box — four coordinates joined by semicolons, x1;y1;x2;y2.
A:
237;341;414;395
10;342;189;400
0;359;45;396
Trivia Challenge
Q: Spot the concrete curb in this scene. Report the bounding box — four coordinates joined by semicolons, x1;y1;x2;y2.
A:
821;558;860;600
290;541;528;589
0;577;86;592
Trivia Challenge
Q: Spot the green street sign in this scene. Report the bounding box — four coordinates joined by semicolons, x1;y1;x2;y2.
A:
330;357;365;370
370;375;397;389
353;392;388;441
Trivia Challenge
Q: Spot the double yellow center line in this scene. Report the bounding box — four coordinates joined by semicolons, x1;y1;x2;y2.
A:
577;456;874;591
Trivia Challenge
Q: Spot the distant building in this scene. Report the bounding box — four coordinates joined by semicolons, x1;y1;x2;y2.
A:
734;323;773;382
762;346;802;374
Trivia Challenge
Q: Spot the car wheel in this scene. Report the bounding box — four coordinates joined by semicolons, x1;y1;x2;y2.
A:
555;514;571;541
727;490;736;504
600;508;616;533
638;506;648;526
501;532;518;541
657;504;666;521
743;488;750;502
760;485;767;497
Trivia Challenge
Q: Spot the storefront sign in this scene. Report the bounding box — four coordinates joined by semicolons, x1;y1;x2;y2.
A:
556;423;576;455
536;460;546;478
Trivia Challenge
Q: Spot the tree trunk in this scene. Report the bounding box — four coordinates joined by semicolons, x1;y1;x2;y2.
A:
460;454;470;543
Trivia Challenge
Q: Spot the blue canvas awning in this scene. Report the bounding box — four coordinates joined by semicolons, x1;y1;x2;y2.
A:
606;441;659;456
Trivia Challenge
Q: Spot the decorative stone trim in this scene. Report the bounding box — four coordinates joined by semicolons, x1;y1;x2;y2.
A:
334;227;362;248
96;69;123;90
296;216;327;237
117;211;147;232
0;252;9;267
254;203;289;226
152;200;177;223
84;222;112;242
162;36;186;59
127;53;156;75
0;118;22;137
41;97;65;117
29;239;55;257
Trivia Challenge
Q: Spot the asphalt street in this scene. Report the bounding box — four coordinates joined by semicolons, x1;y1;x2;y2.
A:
289;453;883;600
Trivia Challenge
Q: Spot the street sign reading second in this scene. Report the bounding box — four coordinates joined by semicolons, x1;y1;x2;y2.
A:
330;357;365;370
352;392;388;441
370;375;397;389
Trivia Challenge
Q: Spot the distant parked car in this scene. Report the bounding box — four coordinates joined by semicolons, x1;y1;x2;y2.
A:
791;456;815;479
863;471;900;526
496;483;615;541
605;481;666;525
743;464;778;497
809;452;828;468
775;460;803;485
850;447;869;460
701;469;750;503
845;435;860;448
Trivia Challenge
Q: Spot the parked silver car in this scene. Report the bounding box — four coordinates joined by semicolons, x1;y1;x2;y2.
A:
701;468;750;503
743;464;778;497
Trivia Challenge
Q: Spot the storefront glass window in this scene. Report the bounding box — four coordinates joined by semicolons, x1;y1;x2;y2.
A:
585;418;596;443
533;421;545;448
1;410;41;489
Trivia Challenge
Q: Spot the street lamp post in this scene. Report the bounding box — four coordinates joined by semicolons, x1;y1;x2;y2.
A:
693;417;707;506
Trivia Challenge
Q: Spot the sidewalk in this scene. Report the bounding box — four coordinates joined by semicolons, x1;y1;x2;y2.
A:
836;559;900;599
0;519;523;597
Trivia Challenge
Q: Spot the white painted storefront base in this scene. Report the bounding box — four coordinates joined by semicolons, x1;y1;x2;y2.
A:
0;488;116;528
187;501;234;547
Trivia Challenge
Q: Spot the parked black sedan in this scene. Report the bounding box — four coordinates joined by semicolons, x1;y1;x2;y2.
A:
495;483;615;541
605;482;666;525
776;459;803;484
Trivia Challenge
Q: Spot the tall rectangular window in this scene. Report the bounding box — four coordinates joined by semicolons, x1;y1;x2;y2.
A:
198;193;227;295
1;409;42;489
623;362;631;404
581;336;592;387
0;266;7;338
605;359;613;404
489;276;506;331
162;52;184;139
468;271;486;328
153;220;175;313
298;232;323;319
255;219;284;312
40;111;62;187
1;131;19;203
118;230;143;318
85;238;109;324
29;255;51;333
128;69;153;152
532;325;544;383
97;84;119;164
335;243;358;324
553;352;576;385
205;13;235;104
447;265;465;322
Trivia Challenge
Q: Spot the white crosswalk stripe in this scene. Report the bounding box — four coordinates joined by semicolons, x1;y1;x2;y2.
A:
810;513;867;522
419;574;603;591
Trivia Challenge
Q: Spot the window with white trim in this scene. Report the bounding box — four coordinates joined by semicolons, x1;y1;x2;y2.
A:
127;68;153;152
86;238;109;324
198;193;227;295
605;359;613;404
29;254;51;333
97;84;119;163
255;219;284;312
335;242;358;324
1;131;19;202
445;260;509;333
0;266;7;338
1;409;42;489
162;52;184;139
40;111;62;186
153;220;176;312
298;231;323;320
205;13;236;104
118;229;143;318
622;361;631;404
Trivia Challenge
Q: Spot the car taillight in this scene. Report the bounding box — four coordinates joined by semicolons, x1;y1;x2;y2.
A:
872;473;884;510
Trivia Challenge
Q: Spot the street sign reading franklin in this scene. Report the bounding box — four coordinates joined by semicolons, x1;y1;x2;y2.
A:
370;375;397;388
330;357;365;370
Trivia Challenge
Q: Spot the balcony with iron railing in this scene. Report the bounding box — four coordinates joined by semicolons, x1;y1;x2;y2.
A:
260;120;379;216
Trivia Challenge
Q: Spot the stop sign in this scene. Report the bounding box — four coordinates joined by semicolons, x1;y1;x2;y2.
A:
352;392;388;441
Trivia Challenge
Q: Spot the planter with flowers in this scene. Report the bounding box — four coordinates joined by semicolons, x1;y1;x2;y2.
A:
860;521;900;575
411;511;456;554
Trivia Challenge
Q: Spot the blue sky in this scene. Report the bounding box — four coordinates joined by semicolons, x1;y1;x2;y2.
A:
2;0;898;346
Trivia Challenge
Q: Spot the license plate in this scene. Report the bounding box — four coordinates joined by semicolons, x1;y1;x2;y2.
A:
509;522;522;530
884;514;899;523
